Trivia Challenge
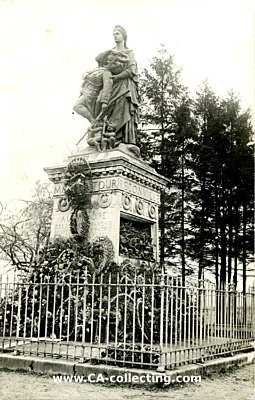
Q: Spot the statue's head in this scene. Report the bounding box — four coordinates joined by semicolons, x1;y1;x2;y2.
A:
95;50;112;67
104;50;128;75
113;25;127;48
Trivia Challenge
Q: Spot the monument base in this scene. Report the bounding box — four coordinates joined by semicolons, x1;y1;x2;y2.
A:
44;145;168;264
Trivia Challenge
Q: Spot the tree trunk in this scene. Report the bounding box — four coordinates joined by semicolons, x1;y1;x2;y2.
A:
181;154;185;286
159;190;165;269
227;188;233;285
233;203;239;289
198;177;206;282
214;182;219;290
242;203;247;295
220;214;227;291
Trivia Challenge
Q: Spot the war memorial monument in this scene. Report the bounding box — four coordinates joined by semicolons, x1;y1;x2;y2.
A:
44;25;168;264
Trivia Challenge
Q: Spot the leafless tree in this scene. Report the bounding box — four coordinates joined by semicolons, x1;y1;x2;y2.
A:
0;181;53;271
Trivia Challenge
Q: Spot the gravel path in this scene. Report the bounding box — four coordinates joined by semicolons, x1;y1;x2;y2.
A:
0;363;254;400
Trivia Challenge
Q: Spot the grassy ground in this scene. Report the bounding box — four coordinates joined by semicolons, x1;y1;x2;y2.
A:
0;361;254;400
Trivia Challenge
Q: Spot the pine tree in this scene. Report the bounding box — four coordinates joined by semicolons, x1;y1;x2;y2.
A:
139;46;196;284
191;85;254;289
139;50;254;290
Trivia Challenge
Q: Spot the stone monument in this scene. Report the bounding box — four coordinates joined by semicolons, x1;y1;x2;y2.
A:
44;25;168;264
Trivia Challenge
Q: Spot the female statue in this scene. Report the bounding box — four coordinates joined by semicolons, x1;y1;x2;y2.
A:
106;25;140;146
74;26;139;150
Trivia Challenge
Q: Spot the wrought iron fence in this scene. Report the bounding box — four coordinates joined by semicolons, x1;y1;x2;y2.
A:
0;267;254;371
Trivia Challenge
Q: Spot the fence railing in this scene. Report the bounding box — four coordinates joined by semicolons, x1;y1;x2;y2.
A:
0;267;254;371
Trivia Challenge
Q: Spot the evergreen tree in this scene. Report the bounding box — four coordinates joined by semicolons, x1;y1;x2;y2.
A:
140;60;254;291
139;46;196;284
221;93;254;293
190;83;224;285
191;84;254;290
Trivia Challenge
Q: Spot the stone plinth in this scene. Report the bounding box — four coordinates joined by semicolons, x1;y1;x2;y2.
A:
44;146;168;263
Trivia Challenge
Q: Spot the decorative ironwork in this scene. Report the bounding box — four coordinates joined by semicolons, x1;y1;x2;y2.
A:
0;265;254;371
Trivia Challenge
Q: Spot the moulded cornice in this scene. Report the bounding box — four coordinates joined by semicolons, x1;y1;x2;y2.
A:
44;148;169;190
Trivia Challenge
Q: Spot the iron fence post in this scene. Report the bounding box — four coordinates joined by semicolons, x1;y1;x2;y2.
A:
15;282;22;353
157;269;165;372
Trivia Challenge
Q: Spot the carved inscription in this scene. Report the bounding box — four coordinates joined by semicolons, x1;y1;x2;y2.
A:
54;183;64;196
89;209;113;237
93;177;160;203
53;177;160;203
52;213;71;237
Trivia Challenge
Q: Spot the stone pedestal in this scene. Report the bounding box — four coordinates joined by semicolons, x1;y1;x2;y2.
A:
44;146;168;263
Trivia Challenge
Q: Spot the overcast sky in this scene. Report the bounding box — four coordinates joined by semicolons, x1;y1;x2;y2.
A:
0;0;254;207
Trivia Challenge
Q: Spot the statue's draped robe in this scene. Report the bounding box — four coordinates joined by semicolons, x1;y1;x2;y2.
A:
107;49;139;145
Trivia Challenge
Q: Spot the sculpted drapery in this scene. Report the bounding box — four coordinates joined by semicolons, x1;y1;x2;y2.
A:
106;47;139;145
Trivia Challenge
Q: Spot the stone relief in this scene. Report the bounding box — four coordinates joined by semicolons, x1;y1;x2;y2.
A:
97;193;112;208
122;194;132;211
58;197;70;212
86;119;116;151
135;199;144;215
148;204;156;219
121;193;157;220
119;219;155;261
